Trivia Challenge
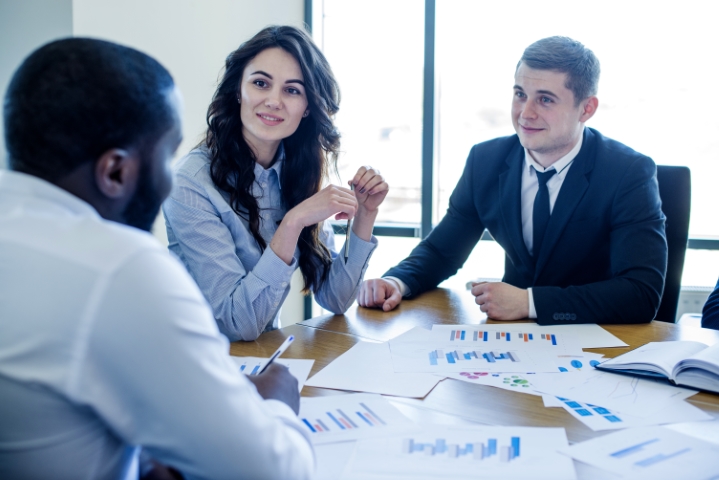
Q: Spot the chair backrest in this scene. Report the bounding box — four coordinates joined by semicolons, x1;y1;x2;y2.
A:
655;165;691;322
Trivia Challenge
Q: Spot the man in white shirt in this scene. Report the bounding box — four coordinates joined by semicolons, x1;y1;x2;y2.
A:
0;38;313;479
358;36;666;325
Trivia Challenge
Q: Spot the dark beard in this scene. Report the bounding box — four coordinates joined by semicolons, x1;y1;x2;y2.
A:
122;161;163;232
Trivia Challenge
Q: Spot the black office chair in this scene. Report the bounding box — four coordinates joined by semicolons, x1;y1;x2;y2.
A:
654;165;691;323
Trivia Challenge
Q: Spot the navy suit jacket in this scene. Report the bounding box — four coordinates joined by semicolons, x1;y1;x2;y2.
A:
702;278;719;330
385;128;667;325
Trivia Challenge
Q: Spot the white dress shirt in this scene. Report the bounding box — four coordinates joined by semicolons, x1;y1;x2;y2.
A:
388;133;584;319
0;170;314;480
522;135;583;317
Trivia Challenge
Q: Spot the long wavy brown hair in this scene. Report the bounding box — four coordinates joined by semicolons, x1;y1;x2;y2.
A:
203;25;341;293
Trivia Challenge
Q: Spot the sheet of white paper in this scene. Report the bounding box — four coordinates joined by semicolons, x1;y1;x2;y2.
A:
315;441;356;480
340;425;576;480
553;396;712;431
559;426;719;479
391;326;433;343
529;369;697;417
305;340;443;398
444;353;606;394
229;356;314;392
298;393;419;445
389;336;585;374
430;324;628;348
666;419;719;446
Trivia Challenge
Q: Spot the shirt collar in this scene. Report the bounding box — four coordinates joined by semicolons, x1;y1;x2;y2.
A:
0;169;100;218
253;142;285;190
524;129;584;176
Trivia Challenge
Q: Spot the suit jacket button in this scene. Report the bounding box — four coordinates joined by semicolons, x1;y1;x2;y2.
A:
553;313;559;320
570;314;577;320
559;313;565;320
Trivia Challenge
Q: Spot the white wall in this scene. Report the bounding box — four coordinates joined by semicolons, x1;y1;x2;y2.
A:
1;0;308;325
0;0;74;169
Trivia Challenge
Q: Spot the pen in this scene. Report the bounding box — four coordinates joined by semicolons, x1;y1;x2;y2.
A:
345;183;354;263
256;335;294;375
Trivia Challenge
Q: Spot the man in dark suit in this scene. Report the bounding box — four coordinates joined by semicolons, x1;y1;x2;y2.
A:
358;36;667;325
701;280;719;330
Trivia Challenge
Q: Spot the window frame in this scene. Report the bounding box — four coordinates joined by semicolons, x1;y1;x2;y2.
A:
305;0;719;319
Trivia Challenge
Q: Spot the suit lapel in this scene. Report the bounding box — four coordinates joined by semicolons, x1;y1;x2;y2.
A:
498;143;534;273
534;129;595;277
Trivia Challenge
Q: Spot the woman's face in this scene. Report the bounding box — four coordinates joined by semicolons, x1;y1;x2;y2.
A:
239;47;309;158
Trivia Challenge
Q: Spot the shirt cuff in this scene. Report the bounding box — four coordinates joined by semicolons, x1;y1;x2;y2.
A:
527;287;537;318
384;276;410;297
344;229;378;269
253;245;297;288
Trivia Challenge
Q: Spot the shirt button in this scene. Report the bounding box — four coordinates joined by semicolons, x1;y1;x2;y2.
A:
281;282;288;287
273;301;279;307
262;182;268;188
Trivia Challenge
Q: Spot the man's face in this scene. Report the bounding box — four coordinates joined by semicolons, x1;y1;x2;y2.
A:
511;63;595;165
123;87;183;232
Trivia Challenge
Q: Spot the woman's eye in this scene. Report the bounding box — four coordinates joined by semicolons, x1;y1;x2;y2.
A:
287;87;302;95
541;96;553;103
253;80;268;88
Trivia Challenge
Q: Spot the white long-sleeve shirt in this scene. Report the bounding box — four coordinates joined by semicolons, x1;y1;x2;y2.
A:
0;170;314;480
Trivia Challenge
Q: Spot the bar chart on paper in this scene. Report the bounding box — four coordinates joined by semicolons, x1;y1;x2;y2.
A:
389;340;563;373
560;426;719;479
298;393;418;444
342;426;576;480
444;329;559;345
403;436;520;462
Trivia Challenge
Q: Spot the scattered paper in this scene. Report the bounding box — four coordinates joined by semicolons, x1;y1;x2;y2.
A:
230;356;314;392
553;396;712;431
559;426;719;479
430;324;627;349
314;441;356;480
305;340;443;398
529;369;697;417
341;425;576;480
298;393;419;445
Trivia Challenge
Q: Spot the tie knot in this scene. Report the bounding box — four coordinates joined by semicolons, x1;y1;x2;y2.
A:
534;167;557;186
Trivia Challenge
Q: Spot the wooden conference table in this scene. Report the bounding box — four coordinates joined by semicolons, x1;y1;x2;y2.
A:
230;288;719;476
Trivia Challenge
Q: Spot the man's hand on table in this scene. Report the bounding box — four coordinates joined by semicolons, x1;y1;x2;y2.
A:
471;281;529;320
246;363;300;414
357;278;402;311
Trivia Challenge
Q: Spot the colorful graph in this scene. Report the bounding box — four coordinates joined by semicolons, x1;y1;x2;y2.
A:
301;402;386;434
429;349;520;365
558;397;623;423
402;437;521;462
448;329;557;345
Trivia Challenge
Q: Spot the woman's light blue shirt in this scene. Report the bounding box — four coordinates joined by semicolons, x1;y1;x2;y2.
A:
163;147;377;341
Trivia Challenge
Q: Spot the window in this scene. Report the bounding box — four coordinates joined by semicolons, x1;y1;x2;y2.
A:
309;0;719;318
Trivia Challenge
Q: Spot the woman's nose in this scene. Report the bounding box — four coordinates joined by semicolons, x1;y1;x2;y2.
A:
265;89;282;109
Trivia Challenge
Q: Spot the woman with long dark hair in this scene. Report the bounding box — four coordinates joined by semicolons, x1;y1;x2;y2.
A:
163;26;388;341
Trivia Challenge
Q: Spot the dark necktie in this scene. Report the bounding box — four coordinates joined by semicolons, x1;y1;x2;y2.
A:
532;167;557;258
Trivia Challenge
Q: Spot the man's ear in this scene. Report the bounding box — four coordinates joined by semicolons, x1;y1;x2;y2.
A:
579;96;599;123
94;148;140;200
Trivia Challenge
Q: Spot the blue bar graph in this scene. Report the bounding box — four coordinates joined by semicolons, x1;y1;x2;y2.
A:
610;439;660;458
403;437;520;462
302;419;316;432
635;448;691;467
